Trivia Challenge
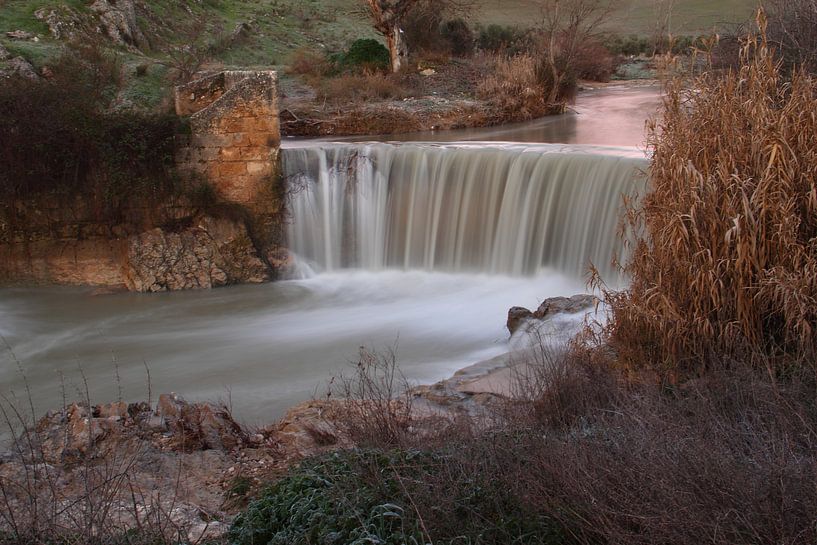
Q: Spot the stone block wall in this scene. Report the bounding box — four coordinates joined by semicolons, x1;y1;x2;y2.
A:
175;71;281;210
0;70;285;291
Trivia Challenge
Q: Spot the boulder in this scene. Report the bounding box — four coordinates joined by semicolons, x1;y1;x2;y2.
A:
507;294;598;335
34;7;87;41
94;401;128;419
5;30;36;41
507;306;534;335
34;403;117;464
156;393;246;451
230;22;253;44
3;57;39;81
90;0;146;50
534;294;598;320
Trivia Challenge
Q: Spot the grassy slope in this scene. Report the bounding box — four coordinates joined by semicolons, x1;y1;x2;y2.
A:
0;0;757;64
476;0;758;35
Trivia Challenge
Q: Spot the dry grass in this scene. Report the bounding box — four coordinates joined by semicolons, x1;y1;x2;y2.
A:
598;11;817;377
286;47;333;79
302;338;817;545
315;73;410;104
327;347;415;448
477;53;550;119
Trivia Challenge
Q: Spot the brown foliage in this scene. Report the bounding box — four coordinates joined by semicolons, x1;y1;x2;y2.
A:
286;47;333;79
476;54;550;119
316;73;409;104
323;340;817;544
600;13;817;376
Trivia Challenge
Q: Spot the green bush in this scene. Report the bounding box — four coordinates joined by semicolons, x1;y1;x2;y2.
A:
230;449;568;545
604;34;650;56
333;38;390;73
229;451;426;545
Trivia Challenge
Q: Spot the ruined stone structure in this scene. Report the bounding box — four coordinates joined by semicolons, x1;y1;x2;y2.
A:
175;71;280;209
0;70;284;292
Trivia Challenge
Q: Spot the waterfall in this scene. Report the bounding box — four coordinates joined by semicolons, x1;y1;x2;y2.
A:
283;142;648;283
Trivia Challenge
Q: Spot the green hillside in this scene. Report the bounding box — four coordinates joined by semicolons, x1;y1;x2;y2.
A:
0;0;756;110
0;0;758;69
476;0;758;35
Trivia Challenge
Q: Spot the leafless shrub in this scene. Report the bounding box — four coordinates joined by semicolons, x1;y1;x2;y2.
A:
286;47;333;80
301;422;338;447
329;347;415;448
335;341;817;544
506;329;622;431
0;349;217;544
764;0;817;73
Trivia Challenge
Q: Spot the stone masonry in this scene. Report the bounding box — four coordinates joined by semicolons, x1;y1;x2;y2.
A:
175;71;281;210
0;70;284;291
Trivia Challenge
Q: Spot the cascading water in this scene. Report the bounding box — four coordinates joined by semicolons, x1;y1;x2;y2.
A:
284;142;648;284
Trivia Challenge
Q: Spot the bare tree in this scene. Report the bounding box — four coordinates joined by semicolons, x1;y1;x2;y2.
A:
364;0;420;72
362;0;476;72
764;0;817;73
536;0;618;105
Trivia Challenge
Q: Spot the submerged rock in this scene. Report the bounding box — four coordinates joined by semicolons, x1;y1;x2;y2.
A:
507;294;598;335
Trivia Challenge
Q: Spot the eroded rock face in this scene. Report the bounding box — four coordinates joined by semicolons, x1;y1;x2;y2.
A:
90;0;146;49
2;57;39;80
507;294;599;335
34;6;88;41
124;215;270;292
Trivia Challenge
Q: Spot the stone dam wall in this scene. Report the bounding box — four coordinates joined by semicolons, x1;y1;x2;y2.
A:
0;70;285;292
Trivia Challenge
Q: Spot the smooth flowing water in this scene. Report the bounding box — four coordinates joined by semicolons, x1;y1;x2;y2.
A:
0;86;660;423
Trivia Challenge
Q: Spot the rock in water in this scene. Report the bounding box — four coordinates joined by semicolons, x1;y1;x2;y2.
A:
534;294;598;320
507;294;598;335
507;306;535;335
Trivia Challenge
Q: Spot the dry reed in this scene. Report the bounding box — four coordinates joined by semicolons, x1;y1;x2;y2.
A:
600;11;817;377
477;53;549;119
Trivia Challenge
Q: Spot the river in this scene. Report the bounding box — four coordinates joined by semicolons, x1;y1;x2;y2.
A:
0;85;660;424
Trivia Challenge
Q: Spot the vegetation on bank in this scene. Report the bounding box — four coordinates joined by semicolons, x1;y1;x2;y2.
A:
601;14;817;376
0;46;189;233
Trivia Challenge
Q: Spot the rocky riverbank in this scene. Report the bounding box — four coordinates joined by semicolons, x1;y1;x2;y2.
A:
0;295;598;541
